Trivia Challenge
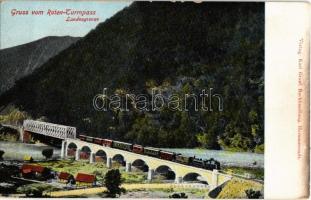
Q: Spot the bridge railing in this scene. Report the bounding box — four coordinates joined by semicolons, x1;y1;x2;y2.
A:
23;120;76;139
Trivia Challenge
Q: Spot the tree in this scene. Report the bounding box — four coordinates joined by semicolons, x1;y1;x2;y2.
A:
245;189;262;199
169;192;188;198
104;169;125;197
0;150;4;160
42;149;53;160
16;183;55;197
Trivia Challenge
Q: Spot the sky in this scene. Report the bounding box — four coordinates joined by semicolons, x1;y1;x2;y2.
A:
0;1;131;49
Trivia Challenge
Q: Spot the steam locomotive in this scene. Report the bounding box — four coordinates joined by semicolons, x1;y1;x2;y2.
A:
78;134;221;171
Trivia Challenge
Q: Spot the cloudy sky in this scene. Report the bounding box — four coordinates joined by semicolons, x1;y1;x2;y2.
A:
1;1;131;49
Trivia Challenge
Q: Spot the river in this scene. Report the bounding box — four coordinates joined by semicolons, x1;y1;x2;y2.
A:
0;141;61;160
0;141;263;168
162;148;263;168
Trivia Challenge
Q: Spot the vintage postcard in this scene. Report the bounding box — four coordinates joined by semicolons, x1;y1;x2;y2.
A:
0;1;309;199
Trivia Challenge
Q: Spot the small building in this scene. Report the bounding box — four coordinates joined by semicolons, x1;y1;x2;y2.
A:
58;172;75;184
58;172;71;181
75;173;96;187
20;164;51;180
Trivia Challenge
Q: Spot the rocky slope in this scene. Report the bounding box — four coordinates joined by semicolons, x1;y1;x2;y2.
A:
0;36;80;95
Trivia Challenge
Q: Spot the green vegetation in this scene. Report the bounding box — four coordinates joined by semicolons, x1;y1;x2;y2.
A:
245;189;262;199
104;169;125;197
0;107;30;126
16;183;59;197
0;124;19;142
216;178;263;199
254;144;264;153
222;166;264;180
0;133;19;142
121;170;147;183
0;2;264;152
36;160;147;184
0;107;30;142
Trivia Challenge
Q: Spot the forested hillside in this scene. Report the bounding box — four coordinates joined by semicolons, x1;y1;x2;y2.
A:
0;2;264;152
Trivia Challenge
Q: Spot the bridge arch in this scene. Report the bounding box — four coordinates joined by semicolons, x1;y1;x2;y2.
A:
95;150;107;162
132;159;149;172
81;145;91;152
183;172;208;184
66;142;77;157
80;146;91;160
68;142;77;148
155;165;176;181
112;154;125;166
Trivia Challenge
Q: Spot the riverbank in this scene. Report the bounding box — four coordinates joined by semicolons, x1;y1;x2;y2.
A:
0;161;33;195
0;125;20;142
221;166;264;180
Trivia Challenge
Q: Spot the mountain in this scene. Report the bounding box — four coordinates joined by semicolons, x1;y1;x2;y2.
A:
0;2;264;151
0;36;80;95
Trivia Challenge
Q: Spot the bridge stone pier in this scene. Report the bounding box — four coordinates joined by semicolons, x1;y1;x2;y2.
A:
63;138;232;189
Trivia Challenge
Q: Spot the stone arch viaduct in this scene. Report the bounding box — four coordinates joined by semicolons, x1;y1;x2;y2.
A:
62;138;232;190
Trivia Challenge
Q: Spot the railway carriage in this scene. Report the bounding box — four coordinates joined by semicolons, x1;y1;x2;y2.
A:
159;151;175;161
79;134;87;141
112;141;132;151
85;136;94;143
93;137;104;145
133;144;144;154
144;147;160;157
103;139;113;147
